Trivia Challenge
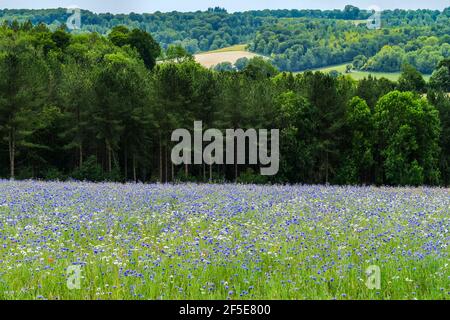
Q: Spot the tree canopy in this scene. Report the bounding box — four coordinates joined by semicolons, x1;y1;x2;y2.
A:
0;19;450;186
1;7;449;73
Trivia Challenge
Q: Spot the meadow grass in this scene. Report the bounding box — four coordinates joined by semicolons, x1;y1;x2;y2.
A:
298;63;432;81
0;181;448;300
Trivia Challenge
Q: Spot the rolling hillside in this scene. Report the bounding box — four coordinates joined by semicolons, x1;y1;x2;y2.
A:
300;63;432;81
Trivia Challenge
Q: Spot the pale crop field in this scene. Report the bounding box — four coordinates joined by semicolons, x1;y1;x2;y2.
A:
0;181;449;300
194;46;261;69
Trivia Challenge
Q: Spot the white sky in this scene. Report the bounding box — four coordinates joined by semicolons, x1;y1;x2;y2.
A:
0;1;448;14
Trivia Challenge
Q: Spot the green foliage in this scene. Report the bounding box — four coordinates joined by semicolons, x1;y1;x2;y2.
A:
2;7;449;73
352;55;367;70
70;155;104;181
108;25;130;47
127;28;161;69
429;59;450;91
51;29;70;50
328;70;342;78
274;91;312;183
427;91;450;185
251;11;450;73
0;20;449;186
43;167;65;181
236;168;269;184
107;25;161;69
213;61;235;72
365;46;405;72
174;168;200;183
234;57;249;71
356;75;396;109
336;96;374;184
398;64;426;93
345;64;352;74
242;57;279;79
165;45;193;62
0;32;49;178
374;91;441;185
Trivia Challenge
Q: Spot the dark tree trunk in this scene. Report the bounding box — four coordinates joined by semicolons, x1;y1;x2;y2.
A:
77;107;83;168
107;142;112;173
124;145;128;180
159;134;163;183
133;153;137;182
79;143;83;168
8;127;15;179
165;145;168;183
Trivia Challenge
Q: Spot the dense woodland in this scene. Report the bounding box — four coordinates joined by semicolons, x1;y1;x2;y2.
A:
251;14;450;73
1;7;450;72
1;18;450;186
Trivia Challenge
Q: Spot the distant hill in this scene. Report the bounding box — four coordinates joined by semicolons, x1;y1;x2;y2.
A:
1;7;449;73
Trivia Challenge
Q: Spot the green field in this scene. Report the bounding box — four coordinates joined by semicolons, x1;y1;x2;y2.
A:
0;181;449;300
301;63;432;81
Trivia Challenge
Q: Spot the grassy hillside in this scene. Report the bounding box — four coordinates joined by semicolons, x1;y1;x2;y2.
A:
300;63;432;81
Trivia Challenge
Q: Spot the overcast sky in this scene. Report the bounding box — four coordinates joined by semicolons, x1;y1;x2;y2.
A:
1;1;448;14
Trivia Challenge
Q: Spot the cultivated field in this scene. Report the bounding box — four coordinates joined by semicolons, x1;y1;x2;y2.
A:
194;45;261;68
0;180;448;300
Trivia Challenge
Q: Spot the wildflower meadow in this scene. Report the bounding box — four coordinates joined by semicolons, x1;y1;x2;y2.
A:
0;180;448;300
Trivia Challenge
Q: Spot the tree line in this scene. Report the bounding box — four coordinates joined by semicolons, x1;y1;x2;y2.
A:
251;8;450;73
1;7;449;73
1;22;450;186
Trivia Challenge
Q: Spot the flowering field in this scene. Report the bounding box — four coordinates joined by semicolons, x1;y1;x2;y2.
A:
0;180;448;300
